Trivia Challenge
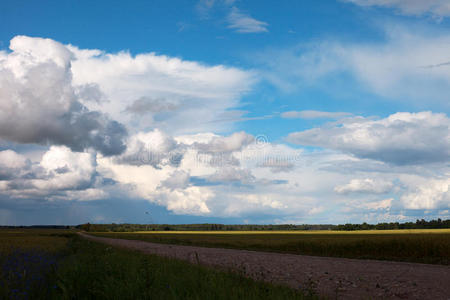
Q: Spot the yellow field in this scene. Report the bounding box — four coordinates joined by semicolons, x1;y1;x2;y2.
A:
125;228;450;235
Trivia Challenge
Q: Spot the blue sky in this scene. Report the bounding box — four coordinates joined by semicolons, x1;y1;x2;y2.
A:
0;0;449;225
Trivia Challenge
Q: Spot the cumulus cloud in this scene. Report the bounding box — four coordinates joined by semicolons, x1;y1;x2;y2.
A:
227;7;269;33
0;146;104;201
69;44;255;134
281;110;352;119
160;170;190;190
334;178;393;194
33;146;96;191
2;36;448;222
163;186;213;215
344;0;450;18
193;131;254;153
401;178;450;209
115;129;182;168
287;112;450;165
0;36;128;156
96;131;303;216
156;170;213;214
2;128;444;221
0;150;30;180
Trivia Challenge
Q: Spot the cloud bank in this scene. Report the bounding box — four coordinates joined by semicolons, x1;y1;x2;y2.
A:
287;112;450;165
0;35;448;224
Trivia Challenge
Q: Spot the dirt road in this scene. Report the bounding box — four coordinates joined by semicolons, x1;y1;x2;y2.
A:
79;233;450;299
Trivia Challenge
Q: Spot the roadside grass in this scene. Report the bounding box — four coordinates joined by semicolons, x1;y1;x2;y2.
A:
0;229;314;299
91;229;450;265
57;236;314;300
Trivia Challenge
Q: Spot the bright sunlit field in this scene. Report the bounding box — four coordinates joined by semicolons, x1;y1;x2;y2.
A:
92;229;450;265
130;229;450;234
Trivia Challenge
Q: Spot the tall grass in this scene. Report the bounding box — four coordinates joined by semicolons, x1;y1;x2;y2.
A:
0;229;314;299
55;236;313;300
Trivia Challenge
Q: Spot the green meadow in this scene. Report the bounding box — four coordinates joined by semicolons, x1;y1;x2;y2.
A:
92;229;450;265
0;229;312;299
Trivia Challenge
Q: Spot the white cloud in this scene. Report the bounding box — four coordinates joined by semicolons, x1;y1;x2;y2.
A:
227;7;268;33
2;35;449;222
69;44;256;134
115;129;181;168
0;150;29;169
97;153;214;215
287;111;450;165
208;166;255;183
0;36;128;156
196;1;268;33
365;198;393;210
33;146;95;191
344;0;450;18
2;128;447;221
0;150;31;182
163;186;213;215
281;110;352;119
260;26;450;103
234;194;285;210
0;146;103;201
193;131;254;153
401;178;450;209
335;178;393;194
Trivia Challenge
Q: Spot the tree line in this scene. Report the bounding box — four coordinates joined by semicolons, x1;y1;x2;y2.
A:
76;218;450;232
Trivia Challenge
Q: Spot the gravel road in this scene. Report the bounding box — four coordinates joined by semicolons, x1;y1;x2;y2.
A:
79;233;450;299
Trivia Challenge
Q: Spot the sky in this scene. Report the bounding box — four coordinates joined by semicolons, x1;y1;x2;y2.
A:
0;0;449;225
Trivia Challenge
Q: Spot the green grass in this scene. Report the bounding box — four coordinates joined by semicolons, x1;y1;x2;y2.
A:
91;230;450;265
56;237;313;300
0;229;314;299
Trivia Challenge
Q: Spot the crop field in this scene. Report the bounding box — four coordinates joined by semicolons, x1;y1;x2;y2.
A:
92;229;450;265
0;229;72;254
0;229;311;299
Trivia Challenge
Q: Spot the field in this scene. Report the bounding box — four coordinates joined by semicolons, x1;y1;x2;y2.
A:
0;229;312;299
2;229;449;299
91;229;450;265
